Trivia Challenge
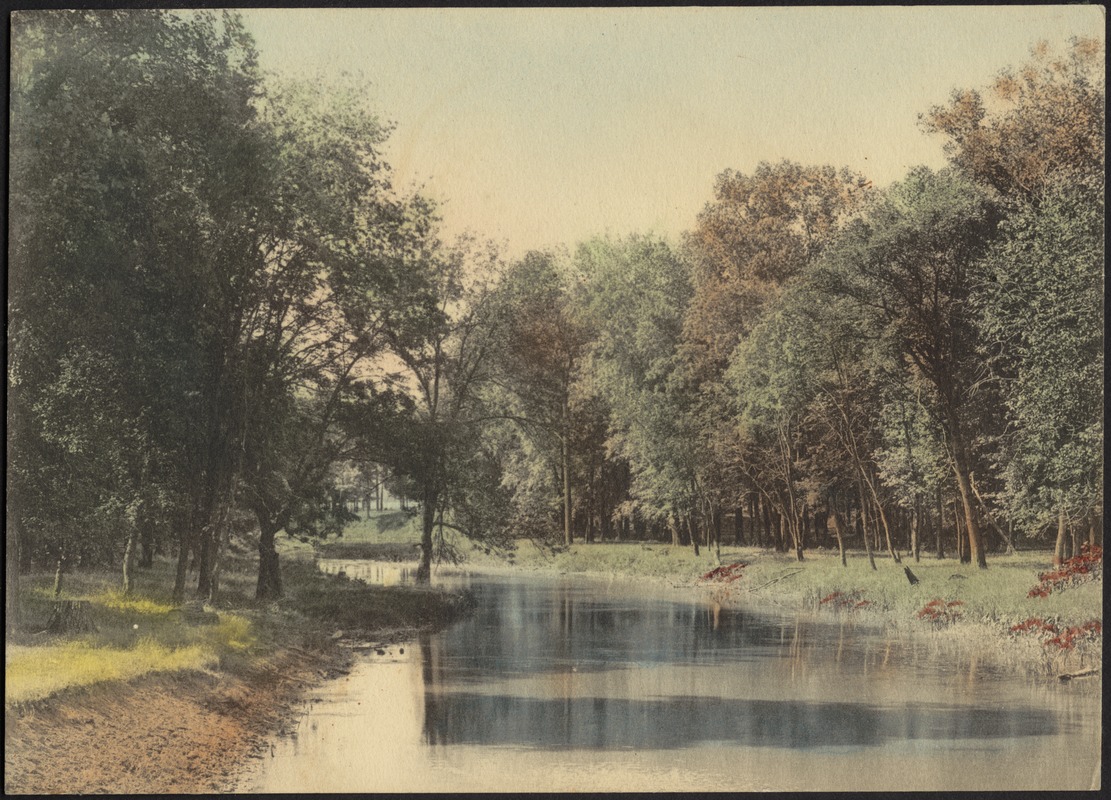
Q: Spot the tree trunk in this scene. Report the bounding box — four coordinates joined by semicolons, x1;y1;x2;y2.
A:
855;481;877;570
256;522;283;600
417;488;436;582
789;513;804;562
712;505;722;561
801;506;810;551
935;484;945;559
196;527;214;598
46;600;97;634
6;514;21;635
734;506;744;545
911;499;921;563
950;442;987;568
1089;510;1102;548
173;514;191;604
53;555;66;597
122;523;140;596
562;396;572;547
139;520;155;568
668;513;681;547
828;509;847;567
206;519;232;604
1053;506;1069;566
687;513;700;557
859;465;900;564
955;498;969;563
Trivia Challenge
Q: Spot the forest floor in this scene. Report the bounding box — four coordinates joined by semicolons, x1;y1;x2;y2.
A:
3;543;471;794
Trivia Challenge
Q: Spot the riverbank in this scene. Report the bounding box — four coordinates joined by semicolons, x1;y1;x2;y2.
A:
331;512;1103;677
4;554;471;794
459;537;1103;679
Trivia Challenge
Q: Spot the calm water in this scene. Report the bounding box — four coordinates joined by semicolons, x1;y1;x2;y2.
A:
242;565;1100;792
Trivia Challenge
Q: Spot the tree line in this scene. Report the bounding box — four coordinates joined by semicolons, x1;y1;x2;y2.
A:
6;12;1103;630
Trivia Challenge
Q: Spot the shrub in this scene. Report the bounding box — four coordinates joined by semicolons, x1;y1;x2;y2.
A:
699;562;749;583
1028;544;1102;598
818;589;871;611
916;598;964;626
1010;617;1102;652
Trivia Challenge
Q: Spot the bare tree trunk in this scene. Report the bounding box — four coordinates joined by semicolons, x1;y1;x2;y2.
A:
687;513;700;557
911;498;921;563
668;513;681;547
955;497;969;563
855;480;877;570
828;508;847;567
256;519;284;600
935;484;945;559
712;505;722;561
53;554;66;597
969;475;1016;555
139;520;155;568
1089;510;1102;548
122;524;139;596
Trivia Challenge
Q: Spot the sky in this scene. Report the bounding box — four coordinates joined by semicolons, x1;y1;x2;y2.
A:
241;7;1105;259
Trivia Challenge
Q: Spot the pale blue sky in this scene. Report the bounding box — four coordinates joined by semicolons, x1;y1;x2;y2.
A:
241;7;1105;257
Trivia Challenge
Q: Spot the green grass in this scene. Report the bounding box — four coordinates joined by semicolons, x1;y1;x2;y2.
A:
6;640;218;704
315;510;423;559
6;532;469;706
462;538;1102;629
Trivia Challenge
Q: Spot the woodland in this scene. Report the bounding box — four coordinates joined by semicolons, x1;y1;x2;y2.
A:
6;11;1104;631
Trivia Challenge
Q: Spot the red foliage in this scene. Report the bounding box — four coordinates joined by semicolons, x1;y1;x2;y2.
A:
700;562;749;584
916;598;964;626
818;589;869;611
1010;617;1102;651
1028;544;1103;598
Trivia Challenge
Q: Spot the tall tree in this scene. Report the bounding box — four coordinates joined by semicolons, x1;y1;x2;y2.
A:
817;168;1002;568
977;179;1104;552
8;9;270;604
921;37;1104;202
485;251;595;546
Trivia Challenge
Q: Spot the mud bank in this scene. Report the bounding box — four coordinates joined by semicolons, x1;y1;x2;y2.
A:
4;641;353;794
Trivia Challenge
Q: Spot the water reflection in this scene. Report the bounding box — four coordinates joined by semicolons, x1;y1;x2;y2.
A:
421;693;1058;750
426;577;792;681
244;568;1101;792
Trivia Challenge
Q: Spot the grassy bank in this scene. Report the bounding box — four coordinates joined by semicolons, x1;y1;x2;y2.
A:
5;540;470;707
461;537;1103;676
324;511;1101;639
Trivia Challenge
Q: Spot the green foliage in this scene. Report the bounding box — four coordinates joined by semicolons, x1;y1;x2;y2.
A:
977;180;1104;531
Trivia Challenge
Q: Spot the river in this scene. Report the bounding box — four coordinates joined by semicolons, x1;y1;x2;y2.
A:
240;563;1100;792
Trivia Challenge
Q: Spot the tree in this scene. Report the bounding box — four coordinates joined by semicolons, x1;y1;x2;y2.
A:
921;37;1104;202
681;161;867;557
484;250;597;546
574;235;698;547
817;168;1002;568
368;233;504;581
8;9;270;605
977;179;1104;554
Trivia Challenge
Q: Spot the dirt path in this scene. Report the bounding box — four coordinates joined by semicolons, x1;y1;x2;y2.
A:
4;644;352;794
